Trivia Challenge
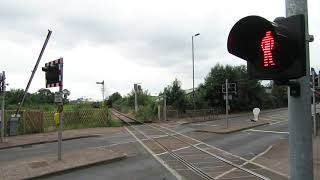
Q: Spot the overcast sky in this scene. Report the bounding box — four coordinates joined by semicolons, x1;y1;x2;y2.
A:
1;0;319;100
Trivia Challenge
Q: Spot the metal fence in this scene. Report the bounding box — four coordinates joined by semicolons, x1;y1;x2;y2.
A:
166;109;219;121
1;109;110;136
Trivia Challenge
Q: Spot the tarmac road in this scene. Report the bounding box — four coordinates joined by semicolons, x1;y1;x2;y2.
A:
46;141;178;180
0;108;291;179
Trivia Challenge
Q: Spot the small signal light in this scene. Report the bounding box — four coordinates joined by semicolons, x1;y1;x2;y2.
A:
261;31;276;67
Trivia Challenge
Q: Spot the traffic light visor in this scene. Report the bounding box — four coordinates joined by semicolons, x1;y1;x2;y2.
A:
227;16;275;63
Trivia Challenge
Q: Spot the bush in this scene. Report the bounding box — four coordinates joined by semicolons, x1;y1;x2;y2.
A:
136;104;155;121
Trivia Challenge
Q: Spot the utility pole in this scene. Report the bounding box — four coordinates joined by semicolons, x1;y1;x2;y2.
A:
1;71;5;143
134;83;138;113
286;0;313;179
312;68;317;136
225;79;229;129
164;93;167;121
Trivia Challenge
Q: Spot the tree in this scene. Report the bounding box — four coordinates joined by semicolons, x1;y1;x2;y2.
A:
107;92;122;107
203;64;267;112
162;79;187;112
271;83;288;107
5;89;27;107
35;88;54;104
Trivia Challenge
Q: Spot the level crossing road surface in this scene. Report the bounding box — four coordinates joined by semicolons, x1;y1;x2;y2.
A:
0;108;293;179
111;109;290;180
48;108;291;179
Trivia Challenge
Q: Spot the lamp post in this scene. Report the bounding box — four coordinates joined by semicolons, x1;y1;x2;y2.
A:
192;33;200;110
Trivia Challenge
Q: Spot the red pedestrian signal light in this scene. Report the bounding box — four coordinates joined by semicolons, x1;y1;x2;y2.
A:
227;15;306;81
261;31;276;67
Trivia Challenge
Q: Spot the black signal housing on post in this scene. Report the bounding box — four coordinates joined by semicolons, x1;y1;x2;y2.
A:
42;58;63;88
227;14;306;81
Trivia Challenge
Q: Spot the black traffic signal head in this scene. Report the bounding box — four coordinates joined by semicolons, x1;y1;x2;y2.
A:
42;64;60;86
227;14;306;80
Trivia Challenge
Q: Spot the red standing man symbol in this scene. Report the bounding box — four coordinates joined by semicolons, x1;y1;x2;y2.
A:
261;31;276;67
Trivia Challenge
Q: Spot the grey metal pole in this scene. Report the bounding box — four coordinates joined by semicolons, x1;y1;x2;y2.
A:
318;70;320;87
286;0;313;179
192;33;200;110
192;36;195;110
312;69;317;136
158;104;161;121
164;94;167;121
134;84;138;113
102;81;105;106
225;79;229;129
1;71;5;143
58;86;63;160
58;63;63;161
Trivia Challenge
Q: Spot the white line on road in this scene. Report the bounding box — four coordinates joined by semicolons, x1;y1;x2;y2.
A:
215;146;274;179
192;124;218;127
156;143;202;156
94;140;138;149
156;124;288;178
152;134;169;139
124;127;184;180
269;120;288;125
246;129;289;134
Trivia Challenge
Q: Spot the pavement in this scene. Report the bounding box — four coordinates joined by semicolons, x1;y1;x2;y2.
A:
194;118;270;134
0;126;180;180
0;128;130;180
0;127;122;150
0;147;126;180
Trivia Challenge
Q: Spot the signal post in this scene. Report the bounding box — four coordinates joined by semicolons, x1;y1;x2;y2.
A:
227;1;313;178
42;58;64;160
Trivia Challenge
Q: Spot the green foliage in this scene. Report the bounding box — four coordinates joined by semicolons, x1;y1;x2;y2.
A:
136;103;155;121
271;84;288;107
110;119;123;127
202;64;270;111
162;79;188;112
112;86;157;120
107;92;122;107
4;88;71;110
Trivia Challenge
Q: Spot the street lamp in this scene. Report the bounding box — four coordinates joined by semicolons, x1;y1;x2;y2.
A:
192;33;200;110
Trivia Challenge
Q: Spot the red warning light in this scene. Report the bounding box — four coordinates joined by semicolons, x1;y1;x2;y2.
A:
261;31;276;67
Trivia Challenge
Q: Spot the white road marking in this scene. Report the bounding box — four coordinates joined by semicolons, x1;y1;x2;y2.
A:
269;120;288;125
152;134;169;139
124;127;184;180
156;124;289;178
215;146;273;179
246;129;289;134
93;140;139;149
192;124;218;127
156;143;202;156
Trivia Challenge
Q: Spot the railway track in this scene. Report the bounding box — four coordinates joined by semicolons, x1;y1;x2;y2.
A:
112;109;288;180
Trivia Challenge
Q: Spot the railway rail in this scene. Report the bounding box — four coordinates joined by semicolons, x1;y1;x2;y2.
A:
112;109;287;180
